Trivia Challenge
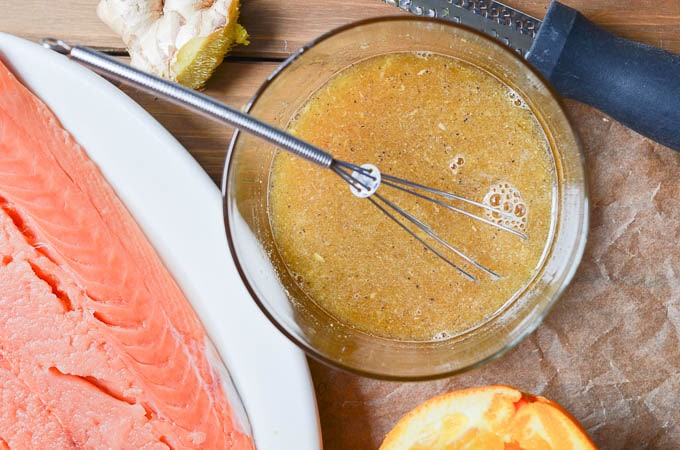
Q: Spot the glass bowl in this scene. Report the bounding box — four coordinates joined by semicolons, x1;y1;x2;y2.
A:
222;17;588;380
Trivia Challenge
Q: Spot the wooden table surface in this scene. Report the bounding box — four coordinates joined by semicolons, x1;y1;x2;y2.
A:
3;1;680;449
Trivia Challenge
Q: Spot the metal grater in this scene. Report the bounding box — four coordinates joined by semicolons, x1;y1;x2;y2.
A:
382;0;542;56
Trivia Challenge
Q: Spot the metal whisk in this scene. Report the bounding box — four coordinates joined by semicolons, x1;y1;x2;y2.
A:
42;39;526;281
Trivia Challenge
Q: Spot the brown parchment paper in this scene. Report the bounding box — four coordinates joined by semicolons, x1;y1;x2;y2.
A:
310;99;680;450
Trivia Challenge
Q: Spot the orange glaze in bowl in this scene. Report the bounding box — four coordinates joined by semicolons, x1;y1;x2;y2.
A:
269;52;554;341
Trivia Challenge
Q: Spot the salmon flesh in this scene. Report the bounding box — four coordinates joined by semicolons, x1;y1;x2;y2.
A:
0;60;254;449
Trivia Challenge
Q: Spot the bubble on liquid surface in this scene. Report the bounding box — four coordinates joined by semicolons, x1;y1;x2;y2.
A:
483;181;527;233
506;87;528;109
449;154;466;174
432;331;451;341
414;51;433;60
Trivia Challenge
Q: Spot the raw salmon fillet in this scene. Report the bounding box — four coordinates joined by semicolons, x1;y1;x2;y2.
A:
0;60;254;449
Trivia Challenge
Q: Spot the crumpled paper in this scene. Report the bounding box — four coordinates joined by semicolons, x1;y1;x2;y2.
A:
311;99;680;450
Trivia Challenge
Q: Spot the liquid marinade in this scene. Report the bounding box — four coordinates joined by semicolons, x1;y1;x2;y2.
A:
268;52;554;341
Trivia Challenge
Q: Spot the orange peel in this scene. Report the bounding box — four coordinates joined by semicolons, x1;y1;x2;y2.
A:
380;385;597;450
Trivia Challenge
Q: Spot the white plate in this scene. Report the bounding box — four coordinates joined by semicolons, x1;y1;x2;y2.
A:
0;33;321;450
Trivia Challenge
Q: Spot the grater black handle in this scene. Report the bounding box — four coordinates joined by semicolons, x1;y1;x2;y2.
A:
527;1;680;151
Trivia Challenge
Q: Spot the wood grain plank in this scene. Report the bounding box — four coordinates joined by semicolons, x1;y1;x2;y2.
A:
236;0;408;58
2;0;678;56
1;0;117;47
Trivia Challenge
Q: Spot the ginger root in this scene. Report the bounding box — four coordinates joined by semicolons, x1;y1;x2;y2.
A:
97;0;248;89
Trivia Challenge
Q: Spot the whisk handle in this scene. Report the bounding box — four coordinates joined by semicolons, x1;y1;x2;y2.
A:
40;39;334;168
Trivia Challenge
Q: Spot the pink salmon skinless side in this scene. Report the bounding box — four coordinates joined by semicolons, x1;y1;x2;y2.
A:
0;60;254;450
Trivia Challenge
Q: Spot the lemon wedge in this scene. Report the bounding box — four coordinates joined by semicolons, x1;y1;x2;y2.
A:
174;21;249;89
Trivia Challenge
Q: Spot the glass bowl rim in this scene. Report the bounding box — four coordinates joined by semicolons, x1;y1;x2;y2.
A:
221;15;590;380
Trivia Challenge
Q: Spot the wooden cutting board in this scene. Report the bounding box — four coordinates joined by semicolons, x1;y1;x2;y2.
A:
2;1;680;448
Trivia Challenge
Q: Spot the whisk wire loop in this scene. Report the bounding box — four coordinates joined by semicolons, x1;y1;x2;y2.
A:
330;159;521;280
381;178;527;240
366;197;476;281
373;192;501;279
